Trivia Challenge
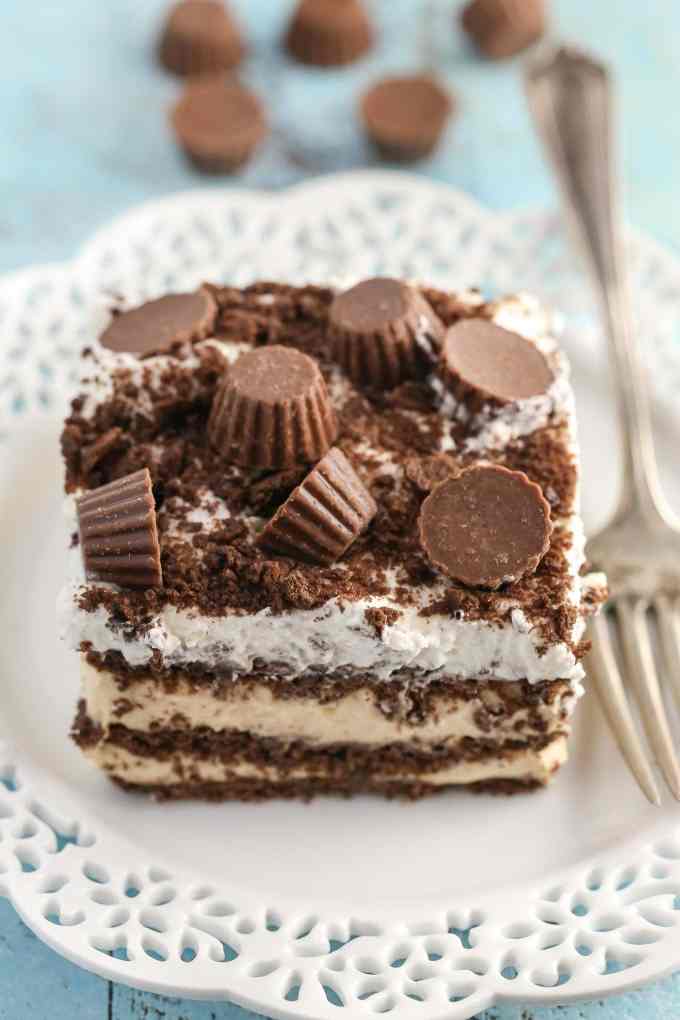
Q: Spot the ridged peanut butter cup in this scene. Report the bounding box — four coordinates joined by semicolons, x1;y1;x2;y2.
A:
259;447;377;565
171;74;267;174
440;317;553;414
419;464;552;589
361;75;453;162
208;345;337;469
329;277;445;389
158;0;245;76
100;289;217;356
460;0;546;59
285;0;374;67
77;469;163;589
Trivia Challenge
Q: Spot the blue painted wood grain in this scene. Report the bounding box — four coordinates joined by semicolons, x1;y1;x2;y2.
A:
1;0;680;1016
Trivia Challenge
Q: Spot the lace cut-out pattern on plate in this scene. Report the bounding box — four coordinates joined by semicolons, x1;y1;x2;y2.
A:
1;172;680;1016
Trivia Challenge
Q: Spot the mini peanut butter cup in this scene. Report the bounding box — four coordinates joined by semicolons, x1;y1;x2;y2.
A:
259;447;377;565
158;0;245;76
208;344;338;469
329;277;445;389
361;74;454;162
285;0;374;67
77;469;163;589
419;464;551;589
460;0;546;60
171;74;267;174
100;289;217;356
440;317;553;413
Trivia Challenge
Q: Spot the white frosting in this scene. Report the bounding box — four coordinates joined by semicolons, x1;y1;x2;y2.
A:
60;557;588;683
78;336;251;419
461;374;573;455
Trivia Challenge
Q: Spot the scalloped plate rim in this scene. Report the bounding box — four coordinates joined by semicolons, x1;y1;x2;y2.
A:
1;171;680;1015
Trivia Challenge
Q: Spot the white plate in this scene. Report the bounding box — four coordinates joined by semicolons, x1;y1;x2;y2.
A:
1;172;680;1020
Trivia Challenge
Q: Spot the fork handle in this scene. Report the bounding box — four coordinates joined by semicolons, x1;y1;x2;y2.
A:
525;46;671;525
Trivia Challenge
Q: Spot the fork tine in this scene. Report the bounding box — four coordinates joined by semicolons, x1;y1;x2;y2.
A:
655;595;680;705
588;613;661;806
616;597;680;801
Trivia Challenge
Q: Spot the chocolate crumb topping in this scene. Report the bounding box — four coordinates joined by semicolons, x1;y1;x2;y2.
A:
62;283;583;650
81;427;125;475
246;467;308;515
364;606;402;637
404;453;458;492
419;464;552;588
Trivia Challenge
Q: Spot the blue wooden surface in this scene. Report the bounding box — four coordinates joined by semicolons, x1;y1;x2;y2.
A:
2;0;680;1016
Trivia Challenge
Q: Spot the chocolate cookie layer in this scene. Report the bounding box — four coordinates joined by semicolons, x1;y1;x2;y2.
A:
419;464;552;588
77;469;162;589
158;0;245;76
285;0;374;67
361;75;453;162
259;447;377;564
171;74;267;173
208;344;337;468
111;775;543;801
100;290;217;356
440;317;554;412
74;705;561;774
329;277;445;388
461;0;546;59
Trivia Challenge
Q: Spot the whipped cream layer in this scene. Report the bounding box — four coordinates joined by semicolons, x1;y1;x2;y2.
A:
62;572;589;684
82;659;574;745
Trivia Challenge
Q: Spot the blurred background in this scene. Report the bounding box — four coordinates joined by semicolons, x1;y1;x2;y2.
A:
2;0;680;274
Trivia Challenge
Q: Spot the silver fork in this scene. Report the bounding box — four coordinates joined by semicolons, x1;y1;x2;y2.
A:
525;46;680;805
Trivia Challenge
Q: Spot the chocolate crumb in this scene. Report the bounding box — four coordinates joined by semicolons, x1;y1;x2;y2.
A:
365;606;402;637
81;427;125;475
246;467;309;515
405;453;458;492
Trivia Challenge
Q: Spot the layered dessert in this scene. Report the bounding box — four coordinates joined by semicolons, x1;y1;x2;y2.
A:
60;277;605;799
